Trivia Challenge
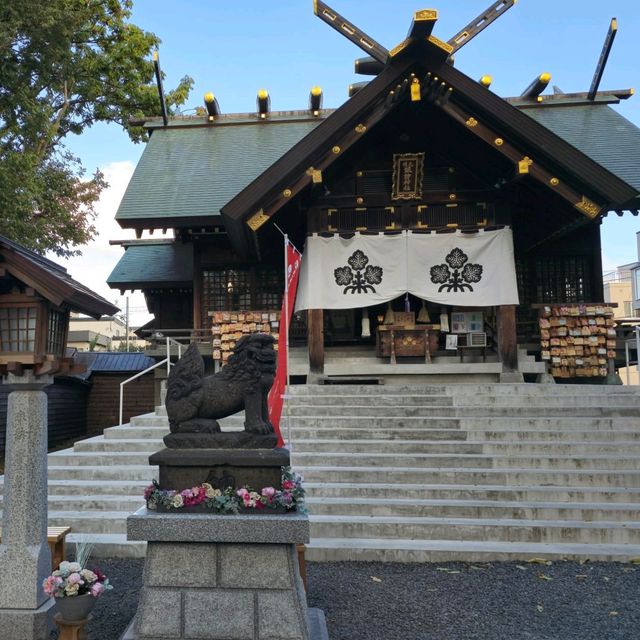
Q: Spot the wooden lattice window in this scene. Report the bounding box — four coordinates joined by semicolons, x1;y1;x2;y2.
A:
47;309;67;355
533;256;592;303
0;306;37;352
201;267;284;321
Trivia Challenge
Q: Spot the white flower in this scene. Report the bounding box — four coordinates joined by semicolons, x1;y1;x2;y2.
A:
64;583;80;596
171;494;184;508
80;569;97;583
67;562;81;573
205;486;221;498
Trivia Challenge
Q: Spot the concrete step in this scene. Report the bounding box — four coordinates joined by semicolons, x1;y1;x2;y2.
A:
46;465;156;481
296;465;640;487
48;451;153;466
305;538;640;563
288;406;640;417
288;395;640;408
291;451;640;470
292;438;640;455
290;395;455;406
74;438;163;453
288;383;640;396
66;533;146;558
308;514;640;544
43;495;143;511
303;482;640;503
45;480;149;496
104;426;168;439
304;497;640;520
289;427;640;443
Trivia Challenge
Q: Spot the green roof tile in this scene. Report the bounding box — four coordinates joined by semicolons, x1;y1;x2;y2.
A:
116;119;321;224
107;243;193;287
525;104;640;192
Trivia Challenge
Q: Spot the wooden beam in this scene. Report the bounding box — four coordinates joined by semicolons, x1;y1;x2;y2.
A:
588;18;618;101
244;69;413;231
407;9;438;41
313;0;389;64
497;305;517;372
437;98;607;219
521;73;551;99
307;309;324;375
447;0;517;53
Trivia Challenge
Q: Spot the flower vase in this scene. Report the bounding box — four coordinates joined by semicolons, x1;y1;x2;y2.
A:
54;593;97;621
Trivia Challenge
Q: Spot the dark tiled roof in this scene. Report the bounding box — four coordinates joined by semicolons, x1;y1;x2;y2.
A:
74;352;156;379
115;117;322;223
525;105;640;193
0;234;119;318
107;242;193;288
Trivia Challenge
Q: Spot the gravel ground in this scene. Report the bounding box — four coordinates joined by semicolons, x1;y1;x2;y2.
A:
49;559;640;640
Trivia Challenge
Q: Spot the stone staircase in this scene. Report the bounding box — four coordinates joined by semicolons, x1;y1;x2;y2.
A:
1;383;640;562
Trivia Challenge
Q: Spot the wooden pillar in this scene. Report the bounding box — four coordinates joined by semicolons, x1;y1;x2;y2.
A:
307;309;324;376
497;305;518;372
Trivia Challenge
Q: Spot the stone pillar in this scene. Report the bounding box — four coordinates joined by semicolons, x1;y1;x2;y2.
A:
121;509;326;640
0;371;55;639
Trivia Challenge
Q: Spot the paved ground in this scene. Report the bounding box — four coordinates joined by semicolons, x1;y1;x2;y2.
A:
50;559;640;640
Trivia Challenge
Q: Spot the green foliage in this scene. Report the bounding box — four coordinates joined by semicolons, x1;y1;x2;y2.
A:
0;0;193;256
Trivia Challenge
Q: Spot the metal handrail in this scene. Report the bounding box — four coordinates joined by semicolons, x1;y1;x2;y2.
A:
118;336;185;426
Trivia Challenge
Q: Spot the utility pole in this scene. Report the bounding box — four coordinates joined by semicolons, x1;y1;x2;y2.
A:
125;296;130;352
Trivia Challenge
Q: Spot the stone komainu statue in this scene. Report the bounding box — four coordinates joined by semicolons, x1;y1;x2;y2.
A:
165;334;277;442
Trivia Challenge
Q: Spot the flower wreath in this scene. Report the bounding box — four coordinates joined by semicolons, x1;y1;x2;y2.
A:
144;466;305;514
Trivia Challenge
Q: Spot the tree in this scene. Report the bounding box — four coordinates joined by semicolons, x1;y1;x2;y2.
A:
0;0;193;256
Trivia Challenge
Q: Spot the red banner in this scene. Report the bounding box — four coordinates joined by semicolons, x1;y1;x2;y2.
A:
268;241;301;447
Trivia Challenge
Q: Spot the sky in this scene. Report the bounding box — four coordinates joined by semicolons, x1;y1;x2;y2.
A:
58;0;640;326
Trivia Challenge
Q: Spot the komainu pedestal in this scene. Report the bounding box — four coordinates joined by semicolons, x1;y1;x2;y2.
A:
121;509;327;640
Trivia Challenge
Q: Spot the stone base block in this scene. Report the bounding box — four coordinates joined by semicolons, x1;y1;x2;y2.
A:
120;608;328;640
0;597;55;640
124;510;319;639
499;371;525;383
149;447;290;491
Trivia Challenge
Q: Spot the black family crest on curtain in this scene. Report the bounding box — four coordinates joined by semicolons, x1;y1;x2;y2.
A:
334;249;384;294
430;247;483;292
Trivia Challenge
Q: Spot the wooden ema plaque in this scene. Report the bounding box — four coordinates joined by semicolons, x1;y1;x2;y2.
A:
210;310;280;363
537;304;616;378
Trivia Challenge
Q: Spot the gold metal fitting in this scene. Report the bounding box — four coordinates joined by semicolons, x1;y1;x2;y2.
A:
550;177;560;186
332;145;341;154
356;197;364;205
355;124;366;133
283;189;292;198
449;193;457;201
494;138;504;146
465;117;478;128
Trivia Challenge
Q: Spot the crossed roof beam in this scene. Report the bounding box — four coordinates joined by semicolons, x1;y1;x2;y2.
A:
310;1;633;219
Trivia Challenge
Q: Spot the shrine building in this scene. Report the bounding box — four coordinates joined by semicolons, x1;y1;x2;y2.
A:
108;4;640;384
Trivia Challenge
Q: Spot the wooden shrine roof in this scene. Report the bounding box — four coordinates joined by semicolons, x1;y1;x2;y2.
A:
0;234;119;318
115;114;324;228
106;241;193;291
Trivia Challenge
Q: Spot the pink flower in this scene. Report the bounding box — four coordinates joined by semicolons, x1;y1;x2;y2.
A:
261;487;276;497
237;488;249;498
67;573;83;586
90;582;105;597
42;576;63;597
282;480;295;490
143;485;154;500
181;489;193;498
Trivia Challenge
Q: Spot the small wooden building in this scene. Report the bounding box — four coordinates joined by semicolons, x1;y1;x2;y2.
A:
108;9;640;382
0;234;119;450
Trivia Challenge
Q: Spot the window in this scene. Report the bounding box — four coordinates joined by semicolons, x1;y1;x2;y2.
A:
0;306;37;352
47;309;66;356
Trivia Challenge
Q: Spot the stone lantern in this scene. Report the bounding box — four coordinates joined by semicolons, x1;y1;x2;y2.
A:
0;235;118;639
